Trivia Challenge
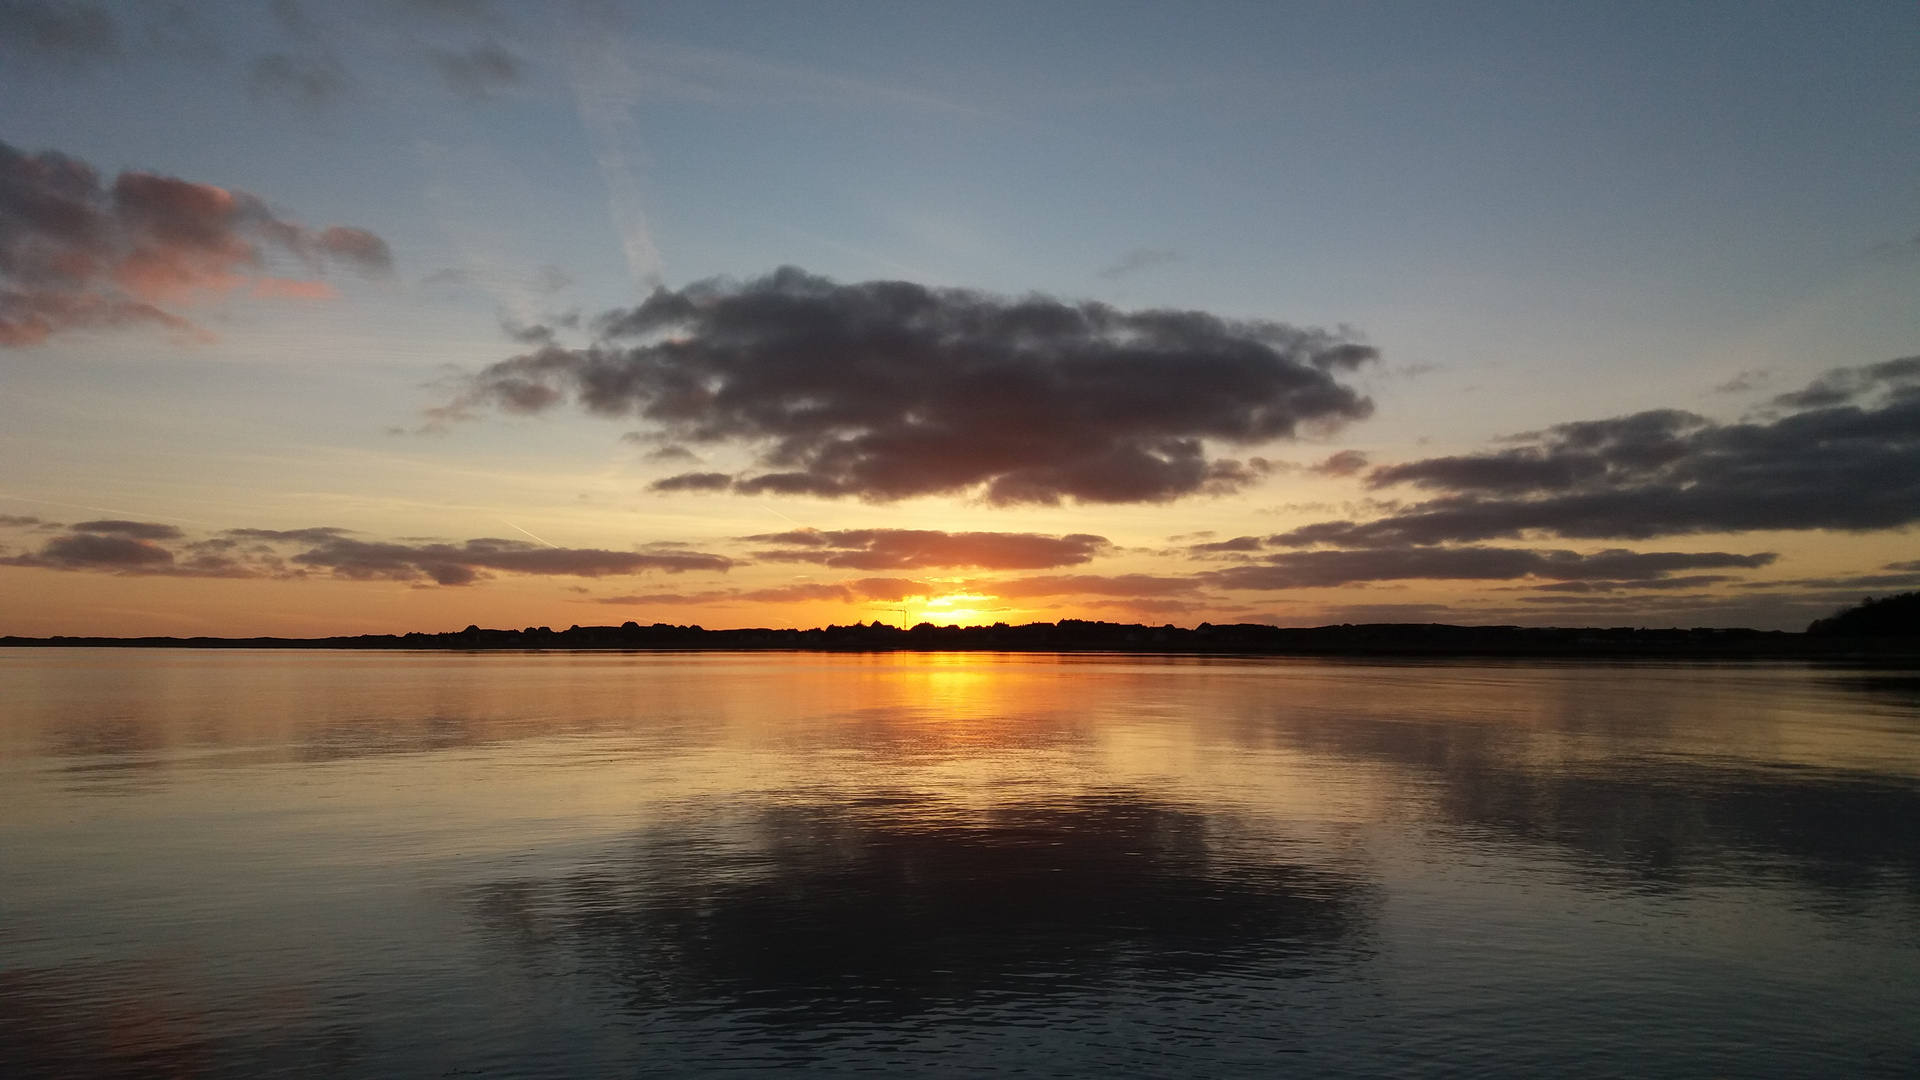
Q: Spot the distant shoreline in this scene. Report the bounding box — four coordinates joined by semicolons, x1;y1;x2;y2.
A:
5;620;1917;660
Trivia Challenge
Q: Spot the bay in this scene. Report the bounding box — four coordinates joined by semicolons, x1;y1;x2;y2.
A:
2;649;1916;1077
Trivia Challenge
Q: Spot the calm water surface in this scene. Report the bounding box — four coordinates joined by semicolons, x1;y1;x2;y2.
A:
2;649;1917;1077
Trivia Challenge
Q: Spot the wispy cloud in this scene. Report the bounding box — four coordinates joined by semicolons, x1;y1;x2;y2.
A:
628;38;983;118
1309;450;1370;477
424;39;523;99
247;51;352;109
0;0;118;68
1098;248;1179;280
558;13;665;292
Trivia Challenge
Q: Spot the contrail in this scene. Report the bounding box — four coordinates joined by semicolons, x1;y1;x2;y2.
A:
498;518;558;548
559;13;666;293
763;504;806;528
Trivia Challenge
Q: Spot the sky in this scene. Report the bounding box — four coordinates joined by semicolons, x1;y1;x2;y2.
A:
1;0;1915;636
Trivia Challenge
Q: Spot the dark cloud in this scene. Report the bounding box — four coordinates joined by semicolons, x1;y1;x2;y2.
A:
931;548;1782;614
310;225;390;270
500;316;555;345
288;536;732;586
0;1;118;67
1713;369;1769;394
651;471;733;492
13;532;173;569
637;443;698;462
592;577;927;607
0;141;392;345
0;514;46;527
223;526;350;543
0;521;261;577
499;314;576;346
1528;575;1742;593
596;572;1213;611
1275;358;1920;547
1199;547;1775;590
0;1;223;69
70;519;183;539
1309;450;1370;477
451;267;1377;505
969;574;1203;599
1;522;732;586
745;528;1110;571
427;40;523;99
0;527;238;576
951;549;1774;603
1188;535;1263;554
1769;356;1920;410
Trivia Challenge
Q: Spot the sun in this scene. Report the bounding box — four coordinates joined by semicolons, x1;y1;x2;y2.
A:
870;591;1000;626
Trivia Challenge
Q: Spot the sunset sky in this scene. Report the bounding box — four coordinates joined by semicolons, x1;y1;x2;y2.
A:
2;0;1916;636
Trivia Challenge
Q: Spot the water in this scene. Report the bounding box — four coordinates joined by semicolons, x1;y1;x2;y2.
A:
2;649;1916;1078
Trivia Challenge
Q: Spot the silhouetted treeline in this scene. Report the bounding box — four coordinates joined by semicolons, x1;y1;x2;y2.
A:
1808;591;1920;637
6;618;1917;658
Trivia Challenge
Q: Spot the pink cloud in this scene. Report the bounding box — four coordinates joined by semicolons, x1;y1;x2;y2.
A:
0;140;391;346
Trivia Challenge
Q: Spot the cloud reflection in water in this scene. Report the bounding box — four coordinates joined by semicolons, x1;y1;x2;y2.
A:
1256;700;1920;900
471;792;1375;1028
